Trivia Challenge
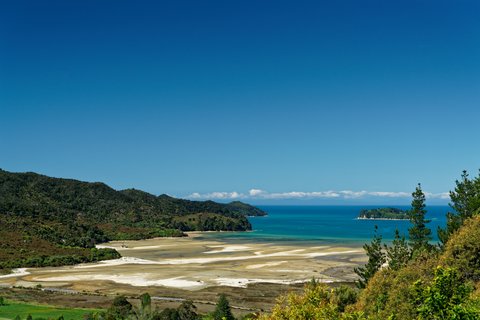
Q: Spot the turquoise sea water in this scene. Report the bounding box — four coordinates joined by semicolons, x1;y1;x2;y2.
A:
199;205;449;245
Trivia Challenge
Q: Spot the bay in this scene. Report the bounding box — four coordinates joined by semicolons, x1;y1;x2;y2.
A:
198;205;449;245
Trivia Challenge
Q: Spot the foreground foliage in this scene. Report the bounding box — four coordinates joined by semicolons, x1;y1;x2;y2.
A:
257;281;363;320
411;267;479;319
258;170;480;319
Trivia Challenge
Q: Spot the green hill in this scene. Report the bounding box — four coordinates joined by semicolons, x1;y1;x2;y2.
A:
0;169;266;270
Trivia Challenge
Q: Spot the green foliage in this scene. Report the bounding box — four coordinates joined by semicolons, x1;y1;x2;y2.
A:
177;300;198;320
354;225;386;288
385;229;410;271
332;285;359;313
438;170;480;247
411;267;480;319
88;293;199;320
0;248;121;270
0;296;5;306
133;293;153;320
441;215;480;282
213;294;235;320
157;308;180;320
408;184;432;253
258;282;365;320
358;208;408;220
106;296;133;320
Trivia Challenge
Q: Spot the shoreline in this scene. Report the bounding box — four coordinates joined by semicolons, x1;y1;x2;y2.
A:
0;234;364;291
356;217;409;221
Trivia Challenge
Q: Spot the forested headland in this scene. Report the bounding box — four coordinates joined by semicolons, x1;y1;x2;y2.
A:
0;169;266;271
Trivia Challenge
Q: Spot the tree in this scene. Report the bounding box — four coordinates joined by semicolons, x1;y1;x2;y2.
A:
411;267;480;319
177;300;197;320
106;295;133;320
0;297;5;306
158;308;180;320
135;293;152;320
384;229;410;271
213;294;235;320
354;225;386;288
157;308;179;320
408;184;432;253
258;282;365;320
332;285;358;313
438;170;480;247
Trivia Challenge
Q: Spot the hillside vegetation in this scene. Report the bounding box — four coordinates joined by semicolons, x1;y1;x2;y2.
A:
0;169;266;270
258;170;480;320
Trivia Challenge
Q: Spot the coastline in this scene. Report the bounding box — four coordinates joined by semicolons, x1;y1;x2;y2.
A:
356;217;409;221
0;232;364;291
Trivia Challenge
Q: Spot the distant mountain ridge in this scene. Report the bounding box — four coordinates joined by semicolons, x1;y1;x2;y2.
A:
0;169;266;270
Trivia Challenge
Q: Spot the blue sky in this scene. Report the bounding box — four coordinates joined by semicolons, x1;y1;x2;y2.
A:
1;0;479;204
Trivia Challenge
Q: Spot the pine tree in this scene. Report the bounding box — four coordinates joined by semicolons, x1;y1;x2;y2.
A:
354;225;386;288
385;229;410;271
136;292;152;320
213;294;235;320
408;183;432;253
438;170;480;247
177;300;198;320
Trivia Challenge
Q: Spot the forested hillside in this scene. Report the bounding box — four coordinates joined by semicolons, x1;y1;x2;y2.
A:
0;169;266;270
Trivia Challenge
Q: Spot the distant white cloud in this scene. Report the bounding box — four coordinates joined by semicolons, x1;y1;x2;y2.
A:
425;192;450;199
261;191;341;199
368;191;411;198
185;189;450;201
249;189;266;196
188;191;244;200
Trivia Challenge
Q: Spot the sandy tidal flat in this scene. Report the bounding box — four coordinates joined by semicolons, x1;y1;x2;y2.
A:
0;234;365;292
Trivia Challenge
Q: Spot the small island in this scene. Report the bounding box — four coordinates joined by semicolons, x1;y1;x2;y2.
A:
357;207;409;220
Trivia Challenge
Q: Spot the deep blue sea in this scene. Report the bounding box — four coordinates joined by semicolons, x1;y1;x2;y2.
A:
199;205;449;245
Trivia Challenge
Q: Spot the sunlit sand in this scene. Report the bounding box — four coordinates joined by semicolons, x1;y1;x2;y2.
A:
0;233;365;292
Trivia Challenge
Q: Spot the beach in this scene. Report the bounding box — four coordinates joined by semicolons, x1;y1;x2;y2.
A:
0;232;364;292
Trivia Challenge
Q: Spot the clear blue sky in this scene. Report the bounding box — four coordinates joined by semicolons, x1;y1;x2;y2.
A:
1;0;479;204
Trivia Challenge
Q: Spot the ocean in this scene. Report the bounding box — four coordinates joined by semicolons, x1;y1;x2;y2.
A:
198;205;449;245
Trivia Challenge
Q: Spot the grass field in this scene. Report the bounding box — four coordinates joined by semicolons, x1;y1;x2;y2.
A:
0;300;102;320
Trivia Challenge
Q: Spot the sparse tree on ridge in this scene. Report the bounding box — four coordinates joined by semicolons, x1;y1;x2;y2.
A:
177;300;198;320
213;294;235;320
385;229;410;271
354;225;386;288
438;170;480;247
408;183;432;253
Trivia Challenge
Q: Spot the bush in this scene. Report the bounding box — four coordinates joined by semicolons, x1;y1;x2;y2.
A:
441;215;480;282
411;267;480;319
